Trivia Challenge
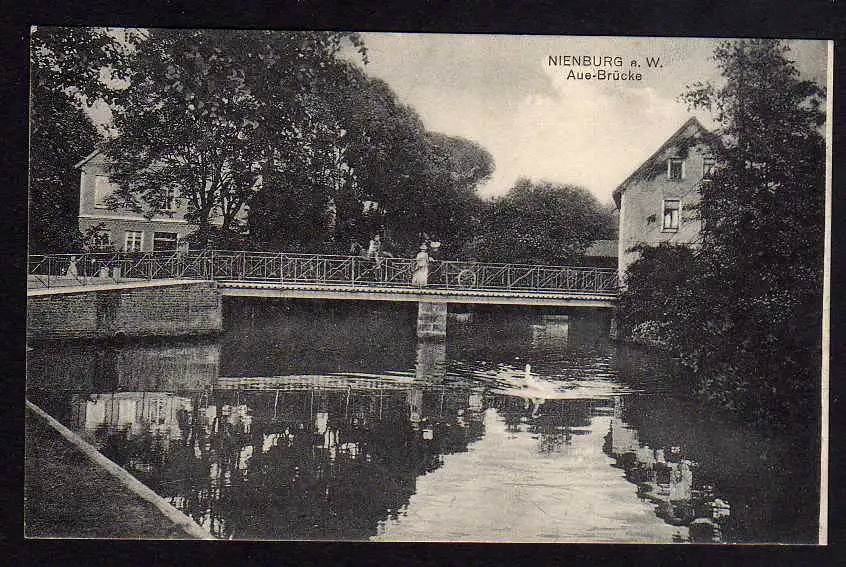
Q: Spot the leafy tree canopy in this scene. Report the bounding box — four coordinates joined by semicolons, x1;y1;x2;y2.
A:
463;178;614;265
31;26;129;105
106;29;364;243
621;39;826;427
29;27;126;252
93;28;493;257
251;66;494;257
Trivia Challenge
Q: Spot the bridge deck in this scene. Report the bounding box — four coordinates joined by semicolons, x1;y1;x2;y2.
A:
27;277;205;296
219;281;616;307
28;251;619;307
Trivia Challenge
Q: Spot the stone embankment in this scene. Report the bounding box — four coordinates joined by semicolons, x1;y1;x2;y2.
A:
27;280;222;341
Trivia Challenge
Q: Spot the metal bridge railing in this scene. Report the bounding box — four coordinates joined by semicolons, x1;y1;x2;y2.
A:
27;250;619;294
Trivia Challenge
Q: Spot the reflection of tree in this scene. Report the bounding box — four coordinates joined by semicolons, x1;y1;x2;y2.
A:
210;415;423;540
30;332;493;541
490;396;594;452
83;384;488;540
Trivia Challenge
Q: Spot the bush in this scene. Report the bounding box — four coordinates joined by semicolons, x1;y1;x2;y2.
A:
629;320;671;347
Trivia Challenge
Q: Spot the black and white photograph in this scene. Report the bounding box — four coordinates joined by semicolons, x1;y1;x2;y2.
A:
25;28;831;544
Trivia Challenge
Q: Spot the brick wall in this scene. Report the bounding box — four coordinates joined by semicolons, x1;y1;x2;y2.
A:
27;282;222;340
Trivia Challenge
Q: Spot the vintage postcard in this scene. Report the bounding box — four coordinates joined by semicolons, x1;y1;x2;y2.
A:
26;29;831;543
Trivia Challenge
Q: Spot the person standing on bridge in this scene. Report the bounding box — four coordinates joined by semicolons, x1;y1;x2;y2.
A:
413;243;429;286
65;255;79;280
367;234;382;266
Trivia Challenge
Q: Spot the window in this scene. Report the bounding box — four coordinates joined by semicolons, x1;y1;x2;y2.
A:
160;188;177;211
703;156;716;178
662;199;681;231
94;175;116;207
91;230;112;250
153;232;178;251
667;158;684;180
124;230;144;252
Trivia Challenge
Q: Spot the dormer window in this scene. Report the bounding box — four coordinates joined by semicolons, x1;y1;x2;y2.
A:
667;158;684;181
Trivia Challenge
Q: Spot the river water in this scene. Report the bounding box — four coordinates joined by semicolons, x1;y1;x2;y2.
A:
26;299;820;543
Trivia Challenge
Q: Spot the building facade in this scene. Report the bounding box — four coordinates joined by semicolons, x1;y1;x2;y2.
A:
76;149;196;252
613;117;717;282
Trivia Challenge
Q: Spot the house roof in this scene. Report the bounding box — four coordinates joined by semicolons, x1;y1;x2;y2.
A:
584;239;618;258
612;117;716;208
73;147;105;169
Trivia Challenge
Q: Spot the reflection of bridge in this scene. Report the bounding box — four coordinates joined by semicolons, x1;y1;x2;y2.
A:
216;374;440;392
28;250;619;308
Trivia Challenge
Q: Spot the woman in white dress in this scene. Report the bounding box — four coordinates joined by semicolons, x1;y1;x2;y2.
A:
65;255;79;279
412;244;429;286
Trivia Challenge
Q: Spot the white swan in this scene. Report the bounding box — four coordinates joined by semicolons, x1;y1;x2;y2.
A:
490;363;561;399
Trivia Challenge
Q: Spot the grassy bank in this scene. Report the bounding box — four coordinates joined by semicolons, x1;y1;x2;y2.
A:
25;410;201;539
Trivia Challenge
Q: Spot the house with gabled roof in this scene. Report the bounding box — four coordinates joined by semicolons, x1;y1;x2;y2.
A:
613;117;719;283
75;147;253;252
75;148;196;252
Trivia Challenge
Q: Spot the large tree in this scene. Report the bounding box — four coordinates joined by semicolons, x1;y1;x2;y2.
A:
29;27;127;252
250;65;494;257
621;40;826;426
107;29;363;246
463;179;614;265
107;29;491;256
411;132;493;257
682;40;825;424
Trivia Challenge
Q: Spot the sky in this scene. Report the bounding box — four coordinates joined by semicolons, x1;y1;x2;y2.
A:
352;34;829;204
85;32;828;206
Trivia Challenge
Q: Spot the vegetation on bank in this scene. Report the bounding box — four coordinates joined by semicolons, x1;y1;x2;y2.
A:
462;178;615;265
616;40;826;428
29;28;129;253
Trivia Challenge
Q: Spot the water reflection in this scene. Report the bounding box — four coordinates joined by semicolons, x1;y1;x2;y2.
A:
604;396;727;543
531;314;570;348
415;339;447;383
25;304;818;542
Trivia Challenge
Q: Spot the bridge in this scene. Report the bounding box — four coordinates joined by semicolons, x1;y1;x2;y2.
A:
27;250;619;307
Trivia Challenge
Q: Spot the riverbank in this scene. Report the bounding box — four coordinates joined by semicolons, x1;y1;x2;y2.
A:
24;406;209;539
610;340;821;543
